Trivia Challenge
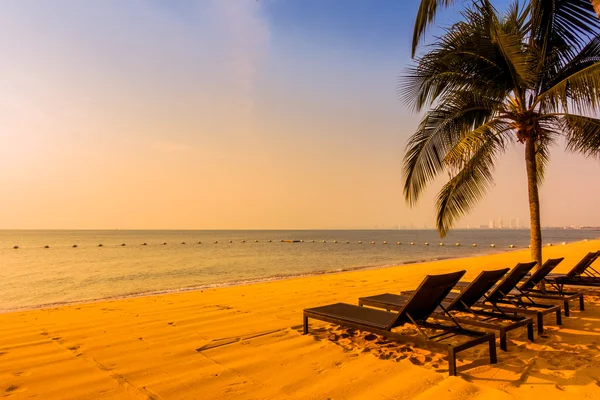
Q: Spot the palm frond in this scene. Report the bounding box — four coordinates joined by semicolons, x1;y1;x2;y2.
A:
435;128;505;237
402;2;529;111
561;114;600;158
403;92;500;205
535;60;600;114
531;0;600;60
412;0;456;57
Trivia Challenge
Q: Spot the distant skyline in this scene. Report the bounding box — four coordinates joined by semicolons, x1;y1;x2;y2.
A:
1;0;600;230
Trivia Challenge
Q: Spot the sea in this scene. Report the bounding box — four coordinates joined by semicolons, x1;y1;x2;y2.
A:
0;229;597;312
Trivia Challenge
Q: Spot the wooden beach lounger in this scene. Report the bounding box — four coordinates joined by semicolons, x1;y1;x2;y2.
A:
545;251;600;290
506;258;584;316
359;268;534;351
465;262;562;334
447;262;561;333
303;271;497;376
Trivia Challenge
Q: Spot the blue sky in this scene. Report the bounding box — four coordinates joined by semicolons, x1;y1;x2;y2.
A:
0;0;597;230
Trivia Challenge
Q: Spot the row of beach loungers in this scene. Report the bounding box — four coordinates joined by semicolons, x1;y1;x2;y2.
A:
303;251;600;376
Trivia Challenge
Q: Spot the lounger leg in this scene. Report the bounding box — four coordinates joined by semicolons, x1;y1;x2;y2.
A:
537;313;544;334
556;309;562;325
303;316;308;335
580;295;585;311
527;322;534;342
499;329;507;352
448;349;457;376
563;300;570;317
489;337;497;364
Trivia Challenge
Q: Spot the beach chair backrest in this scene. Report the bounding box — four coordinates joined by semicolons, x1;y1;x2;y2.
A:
566;252;599;278
387;270;466;329
519;258;564;291
487;262;536;303
445;268;509;311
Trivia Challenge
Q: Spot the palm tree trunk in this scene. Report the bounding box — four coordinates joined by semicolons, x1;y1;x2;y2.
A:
525;138;543;271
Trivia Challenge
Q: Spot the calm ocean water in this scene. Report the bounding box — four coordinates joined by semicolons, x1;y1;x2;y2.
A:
0;229;597;311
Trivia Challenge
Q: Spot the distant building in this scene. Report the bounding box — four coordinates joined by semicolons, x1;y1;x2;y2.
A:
498;217;503;229
489;220;495;229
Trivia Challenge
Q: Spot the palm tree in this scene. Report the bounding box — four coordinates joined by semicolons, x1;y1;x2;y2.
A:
402;0;600;269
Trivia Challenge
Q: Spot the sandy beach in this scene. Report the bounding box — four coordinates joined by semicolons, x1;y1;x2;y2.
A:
2;240;600;399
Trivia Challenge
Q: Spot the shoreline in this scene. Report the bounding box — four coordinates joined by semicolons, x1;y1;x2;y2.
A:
0;248;511;314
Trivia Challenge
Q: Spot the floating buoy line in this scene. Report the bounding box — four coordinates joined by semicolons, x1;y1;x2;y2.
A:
9;240;553;249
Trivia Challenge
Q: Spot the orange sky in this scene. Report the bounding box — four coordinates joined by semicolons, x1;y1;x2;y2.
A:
0;1;599;230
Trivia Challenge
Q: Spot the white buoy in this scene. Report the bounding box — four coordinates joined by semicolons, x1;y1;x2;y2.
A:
439;243;444;246
490;244;496;248
383;241;387;244
472;244;477;247
561;242;567;245
410;242;415;245
455;243;460;246
397;242;401;245
322;240;326;243
333;240;338;243
424;242;429;246
547;243;553;247
509;244;515;248
311;240;315;243
358;241;363;244
301;240;304;243
371;241;375;244
528;244;531;248
268;240;272;242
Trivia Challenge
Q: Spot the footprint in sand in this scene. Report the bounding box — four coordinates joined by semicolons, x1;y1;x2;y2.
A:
5;385;19;393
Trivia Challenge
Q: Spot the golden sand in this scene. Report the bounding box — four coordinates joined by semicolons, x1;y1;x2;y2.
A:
2;240;600;399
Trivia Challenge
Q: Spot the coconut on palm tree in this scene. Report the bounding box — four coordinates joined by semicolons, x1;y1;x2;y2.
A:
402;0;600;269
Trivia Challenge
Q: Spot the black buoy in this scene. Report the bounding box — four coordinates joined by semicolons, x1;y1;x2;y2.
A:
44;245;50;248
98;244;103;247
73;244;78;248
181;242;186;245
142;243;147;246
163;242;167;245
121;243;126;247
197;241;202;244
13;245;18;249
